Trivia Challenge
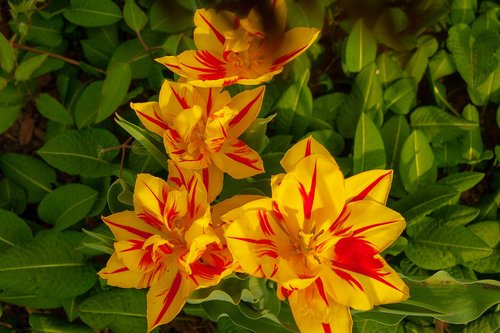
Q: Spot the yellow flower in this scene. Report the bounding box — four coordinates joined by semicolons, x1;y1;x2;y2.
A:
98;162;234;331
130;81;265;202
156;0;320;87
223;137;409;333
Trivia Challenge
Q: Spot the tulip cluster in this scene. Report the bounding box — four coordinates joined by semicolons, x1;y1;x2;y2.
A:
99;1;409;332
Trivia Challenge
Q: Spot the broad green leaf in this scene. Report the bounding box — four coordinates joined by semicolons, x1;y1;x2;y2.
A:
26;13;64;48
0;178;27;214
468;64;500;105
123;0;148;32
410;106;478;142
79;289;148;333
451;0;477;25
353;318;403;333
429;50;456;80
437;172;485;192
0;290;61;309
0;32;15;73
35;93;73;124
312;92;345;124
468;221;500;248
30;314;93;333
353;113;385;174
383;77;417;115
78;224;114;256
107;179;134;214
460;104;483;162
81;40;113;68
471;6;500;37
95;62;131;123
0;153;55;203
37;128;120;177
0;84;24;134
115;114;169;171
432;139;463;168
345;19;377;73
275;70;313;139
406;224;492;269
38;184;98;231
0;208;32;251
417;35;438;58
461;312;500;333
405;48;428;84
241;115;275;154
308;129;345;157
149;0;193;33
262;135;293;154
372;7;413;51
0;232;97;299
64;0;122;27
14;53;48;81
75;81;103;128
391;185;460;223
399;131;437;192
376;52;404;85
285;0;324;30
381;115;411;169
432;205;480;226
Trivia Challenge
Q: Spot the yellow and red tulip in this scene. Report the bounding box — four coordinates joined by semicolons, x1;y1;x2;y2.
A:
130;81;265;202
223;137;409;333
156;0;320;87
98;163;234;331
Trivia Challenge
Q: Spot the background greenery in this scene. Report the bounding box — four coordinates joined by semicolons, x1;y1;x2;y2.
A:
0;0;499;332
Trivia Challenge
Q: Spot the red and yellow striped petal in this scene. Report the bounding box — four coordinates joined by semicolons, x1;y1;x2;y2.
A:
172;105;203;141
212;139;264;179
227;86;265;138
102;211;158;242
98;253;157;289
280;136;339;173
130;101;167;137
168;161;219;204
193;9;235;52
287;280;352;333
345;170;393;205
163;128;210;169
269;27;320;72
159;81;196;121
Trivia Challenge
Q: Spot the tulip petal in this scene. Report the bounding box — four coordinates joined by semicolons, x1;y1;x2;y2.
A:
280;136;339;172
212;139;264;179
158;81;197;121
288;281;352;333
164;128;210;169
227;86;265;138
102;211;158;242
147;270;192;331
114;239;155;272
168;161;218;205
98;253;156;289
269;27;320;72
130;101;167;137
345;170;393;205
193;9;235;52
172;105;203;141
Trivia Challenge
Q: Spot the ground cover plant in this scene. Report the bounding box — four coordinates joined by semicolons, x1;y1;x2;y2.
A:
0;0;499;332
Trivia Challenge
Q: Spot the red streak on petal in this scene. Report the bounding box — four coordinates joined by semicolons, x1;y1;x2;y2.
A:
257;210;275;236
352;220;400;237
139;252;154;270
121;239;144;252
158;244;173;255
188;178;198;218
206;87;213;116
152;271;183;327
305;138;312;157
135;109;168;131
142;180;167;216
170;177;182;187
228;236;275;247
137;211;164;230
228;89;264;128
170;85;189;109
280;286;290;298
322;323;332;333
257;249;279;258
298;161;317;220
272;201;284;221
166;63;182;70
182;51;227;80
271;45;308;70
107;266;129;274
199;13;225;44
333;268;363;291
328;205;349;233
173;163;188;187
350;171;392;202
226;152;261;171
270;264;279;278
103;217;153;239
202;168;210;195
315;278;329;306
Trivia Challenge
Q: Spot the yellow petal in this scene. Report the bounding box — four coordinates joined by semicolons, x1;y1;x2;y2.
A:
212;194;264;230
269;27;320;72
164;128;211;169
288;281;352;333
159;81;196;121
98;253;156;288
201;165;224;203
212;139;264;179
227;86;265;138
173;105;203;141
168;161;219;204
114;239;155;272
130;101;167;136
195;86;231;118
193;9;235;52
102;211;158;242
281;136;339;173
204;106;233;154
147;270;192;331
345;170;393;205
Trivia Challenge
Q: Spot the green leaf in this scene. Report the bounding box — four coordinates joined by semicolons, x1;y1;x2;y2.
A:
406;224;492;269
26;13;64;48
461;312;500;333
308;129;345;157
0;84;24;134
391;185;460;223
64;0;122;27
345;19;377;73
95;62;131;123
381;115;411;169
285;0;324;30
353;318;403;333
37;128;120;177
437;172;485;192
30;314;93;333
383;77;417;115
0;153;55;203
123;0;148;32
75;81;103;128
312;93;345;124
432;205;480;226
464;221;500;273
241;115;275;154
38;184;98;231
399;131;437;193
0;178;27;214
35;93;73;124
15;53;48;81
353;113;385;174
0;232;97;299
0;208;32;251
405;48;429;84
149;0;193;33
376;52;404;85
468;64;500;106
79;289;148;333
107;179;134;214
275;70;313;139
429;50;456;80
451;0;477;25
410;106;478;142
459;104;483;162
0;32;15;73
